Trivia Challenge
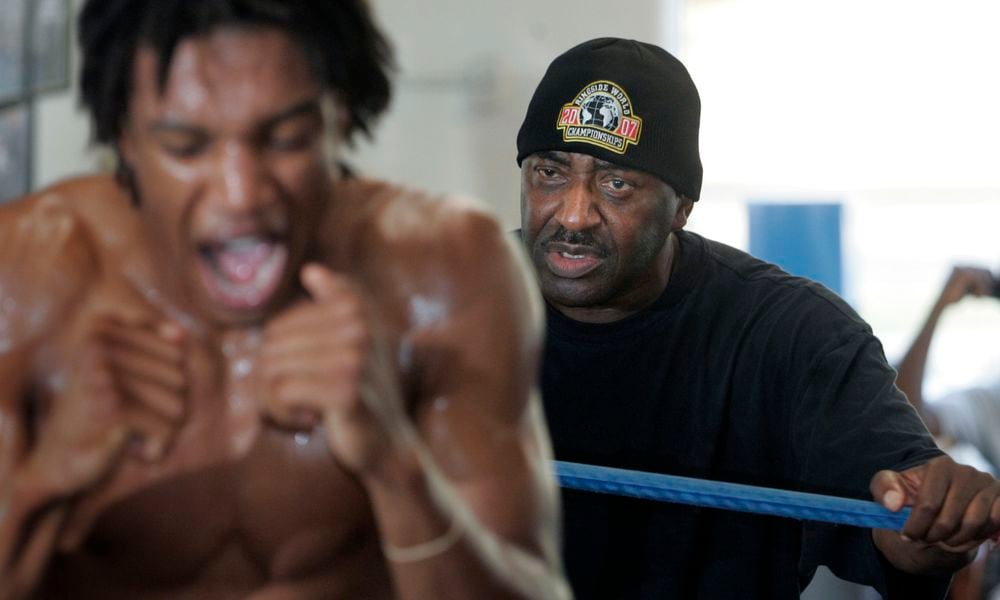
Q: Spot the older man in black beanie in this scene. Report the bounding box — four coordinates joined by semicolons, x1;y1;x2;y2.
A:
517;37;1000;600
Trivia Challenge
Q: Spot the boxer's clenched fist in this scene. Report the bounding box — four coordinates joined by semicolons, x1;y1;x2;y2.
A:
262;264;404;475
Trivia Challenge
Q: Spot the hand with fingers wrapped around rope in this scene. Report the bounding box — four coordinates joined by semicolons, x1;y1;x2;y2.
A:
871;455;1000;575
261;263;409;478
259;263;462;566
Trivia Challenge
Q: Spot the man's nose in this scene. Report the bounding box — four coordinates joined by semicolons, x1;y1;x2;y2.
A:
212;142;270;212
553;181;600;231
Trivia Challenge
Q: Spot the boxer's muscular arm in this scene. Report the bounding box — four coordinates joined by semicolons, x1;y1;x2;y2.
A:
260;184;568;598
363;207;568;599
0;193;98;599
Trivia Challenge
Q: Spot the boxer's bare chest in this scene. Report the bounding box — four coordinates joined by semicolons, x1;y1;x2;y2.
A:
36;269;382;591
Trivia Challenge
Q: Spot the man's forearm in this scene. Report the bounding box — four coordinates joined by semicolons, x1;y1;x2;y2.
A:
895;301;947;432
363;446;567;600
367;466;505;600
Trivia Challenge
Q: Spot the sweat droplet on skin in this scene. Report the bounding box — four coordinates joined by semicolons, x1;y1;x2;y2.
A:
232;358;253;378
0;281;57;355
408;295;448;328
45;369;68;394
228;393;248;409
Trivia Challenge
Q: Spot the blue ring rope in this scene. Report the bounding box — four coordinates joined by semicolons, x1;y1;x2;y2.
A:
554;461;910;531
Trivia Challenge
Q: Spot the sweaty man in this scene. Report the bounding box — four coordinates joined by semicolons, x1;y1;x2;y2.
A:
516;37;1000;599
0;2;568;599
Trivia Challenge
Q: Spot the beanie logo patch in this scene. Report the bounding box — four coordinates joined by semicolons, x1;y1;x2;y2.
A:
556;80;642;155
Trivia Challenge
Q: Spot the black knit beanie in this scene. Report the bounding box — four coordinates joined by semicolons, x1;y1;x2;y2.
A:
516;37;703;201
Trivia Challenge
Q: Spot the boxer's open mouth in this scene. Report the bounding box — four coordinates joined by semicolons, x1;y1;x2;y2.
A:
196;233;289;311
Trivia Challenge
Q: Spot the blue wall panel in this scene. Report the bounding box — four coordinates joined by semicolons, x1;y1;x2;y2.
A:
748;203;843;295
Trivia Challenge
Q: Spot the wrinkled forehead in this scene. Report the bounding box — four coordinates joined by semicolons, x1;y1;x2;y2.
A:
130;27;323;120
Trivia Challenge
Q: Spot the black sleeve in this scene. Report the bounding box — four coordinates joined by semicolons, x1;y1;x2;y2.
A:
791;332;950;598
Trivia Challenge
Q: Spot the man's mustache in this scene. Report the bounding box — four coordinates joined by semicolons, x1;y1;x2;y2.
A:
541;228;608;257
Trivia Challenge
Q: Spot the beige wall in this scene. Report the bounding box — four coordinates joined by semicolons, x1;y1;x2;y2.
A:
32;0;103;189
347;0;679;229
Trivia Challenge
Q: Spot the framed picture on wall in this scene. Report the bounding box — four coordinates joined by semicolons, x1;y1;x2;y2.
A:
0;103;30;203
0;0;27;102
30;0;70;93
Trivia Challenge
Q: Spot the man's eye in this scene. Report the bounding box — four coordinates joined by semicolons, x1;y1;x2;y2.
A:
264;120;319;152
267;131;314;152
165;141;206;158
537;167;558;178
607;178;631;191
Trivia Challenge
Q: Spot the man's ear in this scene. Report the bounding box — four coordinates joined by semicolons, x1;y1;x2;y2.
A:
671;197;695;230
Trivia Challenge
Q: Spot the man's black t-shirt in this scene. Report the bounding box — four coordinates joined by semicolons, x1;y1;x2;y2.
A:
541;230;946;599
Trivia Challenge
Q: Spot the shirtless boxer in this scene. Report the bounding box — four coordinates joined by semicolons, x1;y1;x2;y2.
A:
0;1;567;598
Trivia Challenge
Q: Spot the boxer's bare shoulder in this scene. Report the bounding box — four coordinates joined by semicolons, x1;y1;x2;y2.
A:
325;177;542;401
0;176;120;355
329;176;536;303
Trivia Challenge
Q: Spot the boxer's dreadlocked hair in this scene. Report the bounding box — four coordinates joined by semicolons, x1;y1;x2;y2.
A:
78;0;394;147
